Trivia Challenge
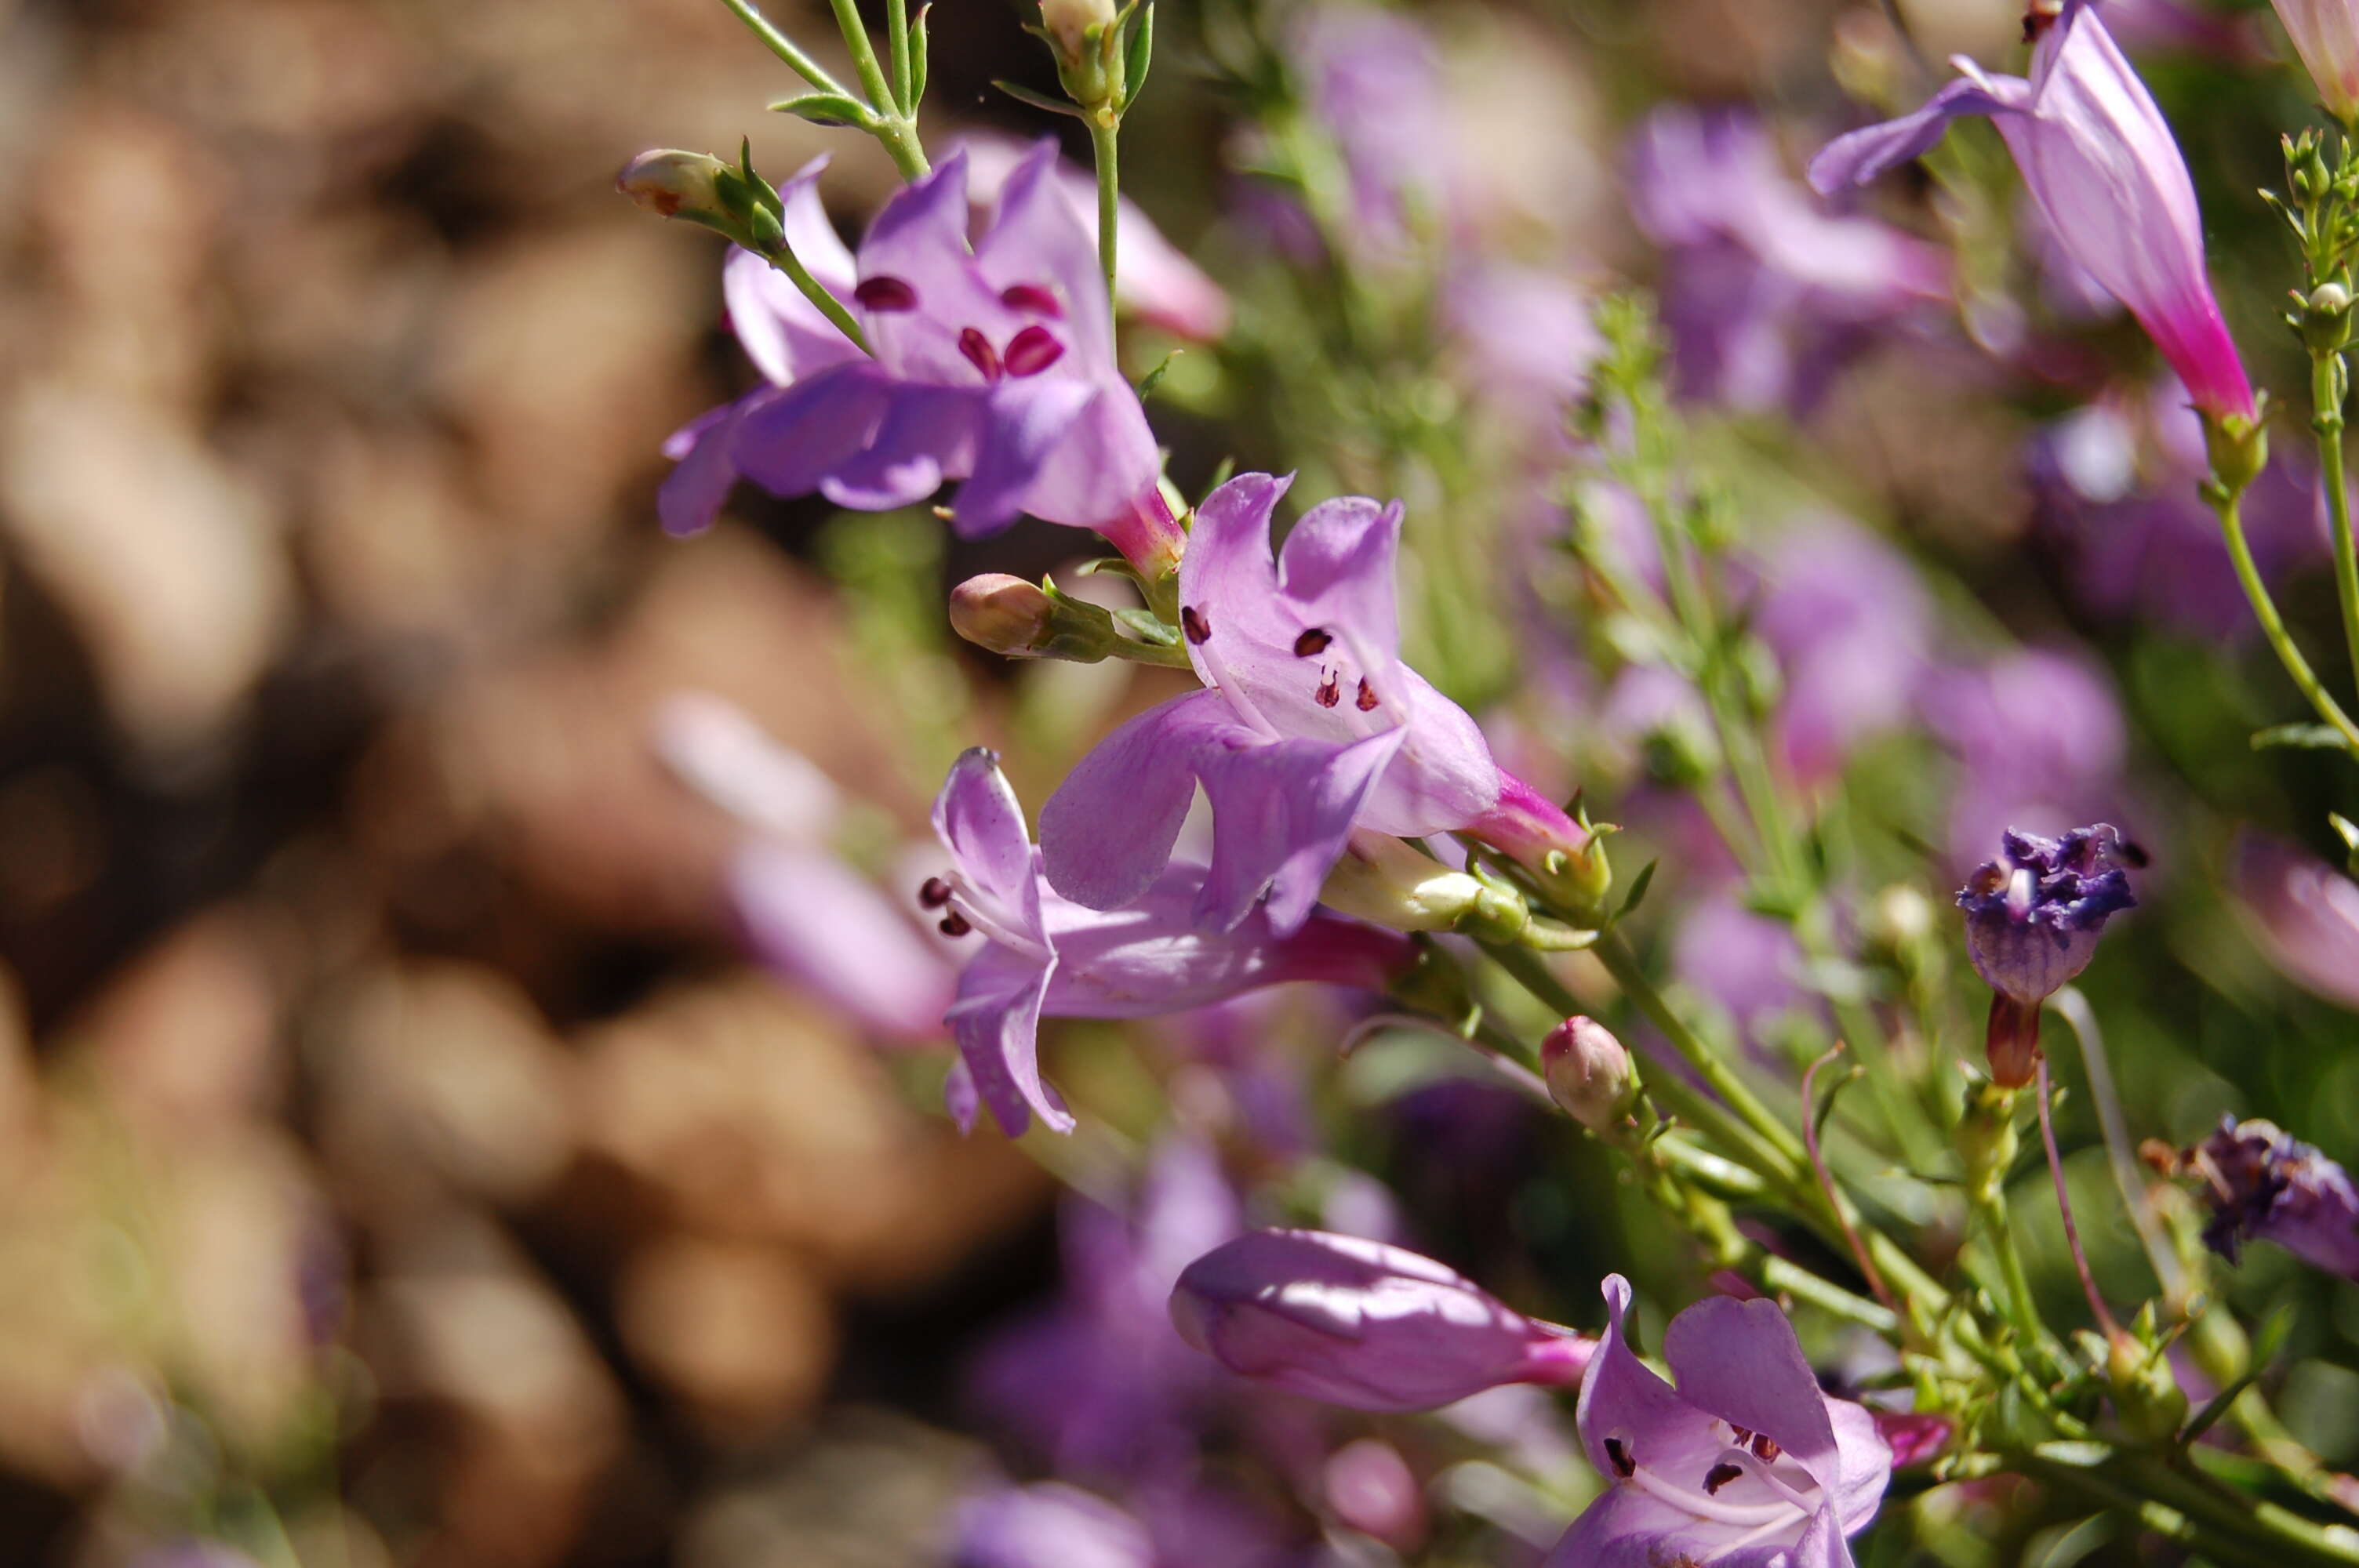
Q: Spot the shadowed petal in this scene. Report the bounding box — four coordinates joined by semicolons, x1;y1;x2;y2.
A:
818;382;981;510
658;400;754;537
954;376;1100;538
1194;727;1407;933
1661;1294;1845;1493
1806;71;2029;193
936;748;1045;942
947;942;1067;1137
732;361;897;496
1278;496;1404;664
974;137;1114;366
1039;691;1236;914
1178;474;1294;681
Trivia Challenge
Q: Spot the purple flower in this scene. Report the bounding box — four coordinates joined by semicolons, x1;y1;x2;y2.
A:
662;143;1183;575
1921;649;2130;876
1753;517;1933;782
2231;834;2359;1010
1548;1276;1891;1568
1445;262;1603;416
2273;0;2359;122
2183;1119;2359;1282
653;694;956;1041
1956;825;2136;1085
1168;1229;1595;1412
1039;473;1597;935
954;132;1230;343
1289;5;1451;256
930;750;1416;1135
952;1484;1156;1568
1809;0;2256;425
1630;107;1949;414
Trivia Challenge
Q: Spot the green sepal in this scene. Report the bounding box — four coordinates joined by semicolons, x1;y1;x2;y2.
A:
993;78;1089;118
769;92;874;128
1120;2;1154;110
1135;350;1180;397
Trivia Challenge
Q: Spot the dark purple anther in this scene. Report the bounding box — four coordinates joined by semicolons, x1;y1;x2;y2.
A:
1315;672;1341;708
853;274;919;311
1293;626;1333;656
960;327;1003;382
919;877;953;909
1004;325;1066;378
1956;825;2136;1086
1180;605;1210;643
1001;282;1064;318
1355;677;1379;713
939;909;973;938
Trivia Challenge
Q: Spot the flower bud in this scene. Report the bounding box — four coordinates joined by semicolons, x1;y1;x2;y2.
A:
1317;831;1488;933
1169;1229;1594;1412
2106;1334;2189;1446
1541;1016;1635;1132
616;150;731;222
949;574;1058;655
1039;0;1117;56
2305;280;2355;354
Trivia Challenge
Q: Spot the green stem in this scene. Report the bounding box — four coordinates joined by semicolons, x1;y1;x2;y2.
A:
1972;1174;2050;1358
2314;347;2359;707
2211;484;2359;751
885;0;914;111
762;245;869;355
827;0;929;179
2013;1450;2287;1568
1088;114;1121;311
718;0;852;94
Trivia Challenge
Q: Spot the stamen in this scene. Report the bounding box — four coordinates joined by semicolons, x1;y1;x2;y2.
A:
853;275;918;311
1293;626;1332;657
959;328;1003;382
1181;606;1211;644
1315;671;1340;709
1749;1434;1782;1463
1602;1437;1635;1479
1001;282;1063;318
1703;1464;1745;1496
1003;325;1065;376
938;910;972;937
1355;677;1379;713
918;877;952;909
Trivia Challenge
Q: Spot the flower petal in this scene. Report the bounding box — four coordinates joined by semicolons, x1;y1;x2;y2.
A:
947;942;1069;1136
1277;495;1404;666
1194;726;1406;934
954;376;1100;538
1178;473;1294;687
816;381;980;510
1660;1294;1845;1494
1038;690;1234;913
935;748;1045;943
857;147;1020;383
1576;1276;1728;1494
729;843;956;1041
1806;71;2030;194
974;136;1114;367
658;399;754;538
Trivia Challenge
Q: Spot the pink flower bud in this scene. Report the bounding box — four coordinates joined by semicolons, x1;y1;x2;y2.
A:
2275;0;2359;123
948;574;1057;657
1542;1016;1635;1131
616;149;728;221
1169;1229;1593;1412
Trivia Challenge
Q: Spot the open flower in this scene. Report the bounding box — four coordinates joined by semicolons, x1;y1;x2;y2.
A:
929;750;1416;1136
1957;824;2136;1085
1808;0;2255;425
1038;473;1598;935
1549;1276;1891;1568
1169;1229;1594;1412
660;142;1182;575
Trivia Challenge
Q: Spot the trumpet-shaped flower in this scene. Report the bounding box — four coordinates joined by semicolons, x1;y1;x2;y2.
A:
1956;823;2136;1085
1038;474;1595;935
2273;0;2359;123
1169;1229;1595;1412
2181;1118;2359;1282
1808;0;2255;424
1548;1276;1891;1568
660;142;1182;574
929;750;1416;1136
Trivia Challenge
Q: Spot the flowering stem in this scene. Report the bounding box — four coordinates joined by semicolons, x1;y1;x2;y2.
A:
885;0;914;111
1972;1173;2052;1361
717;0;854;96
2048;986;2183;1302
2312;346;2359;707
1801;1044;1897;1315
761;242;871;356
2037;1057;2121;1340
827;0;929;179
1088;115;1121;310
2208;483;2359;752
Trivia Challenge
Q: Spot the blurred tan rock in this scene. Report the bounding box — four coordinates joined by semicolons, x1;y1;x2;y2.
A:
574;971;1045;1292
678;1407;981;1568
74;906;284;1140
369;1240;624;1568
318;960;579;1223
432;219;707;547
616;1235;836;1442
0;386;293;756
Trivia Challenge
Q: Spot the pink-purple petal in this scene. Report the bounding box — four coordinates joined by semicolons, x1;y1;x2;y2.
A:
947;942;1067;1137
1038;691;1234;915
1193;727;1407;933
1660;1293;1845;1492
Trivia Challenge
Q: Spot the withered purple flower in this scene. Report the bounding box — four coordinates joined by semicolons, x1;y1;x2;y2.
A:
1957;825;2137;1086
2180;1119;2359;1282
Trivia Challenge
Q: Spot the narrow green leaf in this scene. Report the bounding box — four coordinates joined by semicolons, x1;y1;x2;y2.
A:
2250;721;2350;750
769;92;874;128
1616;858;1659;920
1135;350;1180;397
994;78;1086;118
1121;3;1154;108
910;2;931;107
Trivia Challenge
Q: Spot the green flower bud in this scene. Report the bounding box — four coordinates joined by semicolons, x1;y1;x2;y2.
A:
2106;1335;2189;1447
2305;280;2354;354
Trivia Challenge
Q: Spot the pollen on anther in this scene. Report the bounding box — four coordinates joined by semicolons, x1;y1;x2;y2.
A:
1315;671;1340;709
1703;1464;1745;1497
1181;605;1211;644
1603;1437;1635;1479
918;877;952;909
854;275;919;312
959;327;1003;382
1749;1434;1781;1463
1355;677;1379;712
938;910;973;938
1293;626;1332;657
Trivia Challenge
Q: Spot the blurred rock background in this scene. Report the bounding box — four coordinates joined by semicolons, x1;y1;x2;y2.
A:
0;1;1110;1562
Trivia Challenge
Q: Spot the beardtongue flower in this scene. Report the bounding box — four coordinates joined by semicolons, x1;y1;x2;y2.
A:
2172;1119;2359;1281
929;750;1416;1136
1808;0;2257;427
1549;1276;1892;1568
2273;0;2359;124
1169;1229;1595;1412
1038;473;1604;936
1957;825;2138;1087
660;142;1183;576
2231;834;2359;1009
